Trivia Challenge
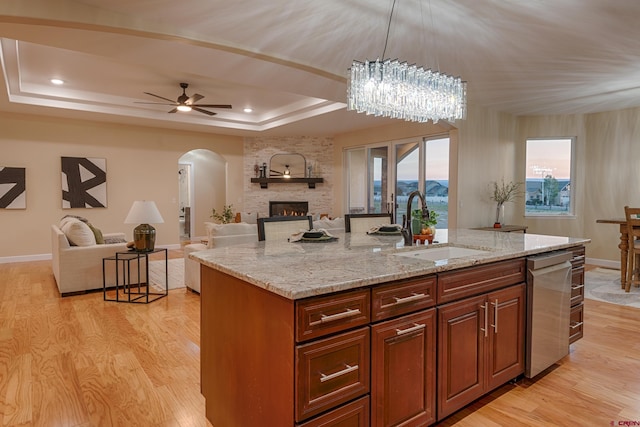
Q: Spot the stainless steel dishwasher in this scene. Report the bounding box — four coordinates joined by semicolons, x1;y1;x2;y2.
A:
525;251;573;378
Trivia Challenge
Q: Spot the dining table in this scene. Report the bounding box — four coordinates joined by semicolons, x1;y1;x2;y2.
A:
595;218;628;289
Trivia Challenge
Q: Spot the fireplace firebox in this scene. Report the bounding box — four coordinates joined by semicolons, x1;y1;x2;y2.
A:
269;201;309;217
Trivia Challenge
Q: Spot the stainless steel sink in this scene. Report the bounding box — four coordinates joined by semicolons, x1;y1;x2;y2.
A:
394;245;491;262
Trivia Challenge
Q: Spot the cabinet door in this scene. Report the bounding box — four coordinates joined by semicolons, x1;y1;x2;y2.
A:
486;284;525;390
371;309;436;427
437;294;486;420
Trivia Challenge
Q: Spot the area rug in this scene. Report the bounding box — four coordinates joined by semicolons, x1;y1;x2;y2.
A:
584;267;640;308
148;258;185;290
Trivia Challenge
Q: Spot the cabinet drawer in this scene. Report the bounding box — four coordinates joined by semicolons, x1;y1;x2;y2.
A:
295;327;370;422
571;266;585;306
296;289;370;342
569;303;584;344
437;259;526;304
371;275;436;322
297;396;369;427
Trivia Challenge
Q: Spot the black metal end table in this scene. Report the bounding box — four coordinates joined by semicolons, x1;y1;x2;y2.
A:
102;248;168;303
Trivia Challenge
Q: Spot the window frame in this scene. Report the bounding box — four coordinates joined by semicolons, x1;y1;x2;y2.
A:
524;136;576;218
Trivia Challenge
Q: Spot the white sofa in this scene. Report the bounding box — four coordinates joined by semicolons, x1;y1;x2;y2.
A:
184;222;259;293
51;223;130;296
184;217;346;293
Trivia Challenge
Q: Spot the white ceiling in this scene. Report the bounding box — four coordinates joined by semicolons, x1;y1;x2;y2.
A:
2;0;640;137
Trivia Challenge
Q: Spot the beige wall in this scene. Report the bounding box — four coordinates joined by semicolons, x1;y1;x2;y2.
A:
3;104;639;265
582;108;640;262
0;113;243;260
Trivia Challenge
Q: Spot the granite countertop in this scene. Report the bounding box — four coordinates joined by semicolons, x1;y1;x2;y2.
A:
190;229;590;300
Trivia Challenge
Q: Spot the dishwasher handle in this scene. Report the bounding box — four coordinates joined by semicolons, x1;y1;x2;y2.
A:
527;251;572;270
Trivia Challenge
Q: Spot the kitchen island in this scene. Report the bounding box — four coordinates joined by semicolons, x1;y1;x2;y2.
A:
191;229;589;426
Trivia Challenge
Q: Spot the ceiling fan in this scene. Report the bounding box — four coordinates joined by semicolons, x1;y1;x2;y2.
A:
135;82;232;116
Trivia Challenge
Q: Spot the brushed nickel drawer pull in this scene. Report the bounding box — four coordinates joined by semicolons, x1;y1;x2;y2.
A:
571;284;585;290
491;299;498;333
572;255;586;262
480;302;488;337
393;292;427;304
310;308;361;326
570;321;584;329
319;364;359;382
395;322;425;336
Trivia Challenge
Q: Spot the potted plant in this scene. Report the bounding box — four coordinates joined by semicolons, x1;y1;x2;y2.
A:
211;204;235;224
420;210;439;237
412;208;438;236
490;179;522;228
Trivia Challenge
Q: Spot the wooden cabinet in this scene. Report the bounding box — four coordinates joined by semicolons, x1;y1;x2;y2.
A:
298;396;370;427
569;246;585;343
296;327;370;421
200;250;576;426
371;308;436;426
436;283;525;420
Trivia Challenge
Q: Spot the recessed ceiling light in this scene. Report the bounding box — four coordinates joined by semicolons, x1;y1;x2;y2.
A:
243;108;253;113
50;78;64;85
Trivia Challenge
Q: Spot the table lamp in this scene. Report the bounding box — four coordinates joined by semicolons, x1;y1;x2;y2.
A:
124;200;164;252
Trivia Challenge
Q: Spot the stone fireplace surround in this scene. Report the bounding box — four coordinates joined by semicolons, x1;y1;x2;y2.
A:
243;137;334;218
269;201;309;217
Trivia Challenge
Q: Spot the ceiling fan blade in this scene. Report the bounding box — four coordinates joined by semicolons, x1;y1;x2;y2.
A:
188;93;205;104
143;92;178;104
168;108;178;114
134;101;176;105
193;107;217;116
192;104;232;109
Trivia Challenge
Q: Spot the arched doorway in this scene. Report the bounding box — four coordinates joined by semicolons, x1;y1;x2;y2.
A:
178;149;227;242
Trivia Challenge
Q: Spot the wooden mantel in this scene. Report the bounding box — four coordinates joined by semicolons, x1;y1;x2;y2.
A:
250;177;323;189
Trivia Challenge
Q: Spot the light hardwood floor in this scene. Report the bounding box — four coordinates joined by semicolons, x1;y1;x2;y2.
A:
1;260;638;426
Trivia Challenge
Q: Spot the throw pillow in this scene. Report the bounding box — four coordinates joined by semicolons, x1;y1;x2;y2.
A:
208;222;258;237
104;237;127;244
240;212;258;224
61;218;96;246
313;217;345;231
87;223;105;244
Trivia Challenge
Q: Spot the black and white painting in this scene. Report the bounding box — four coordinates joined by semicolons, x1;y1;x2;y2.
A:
0;166;26;209
61;157;107;208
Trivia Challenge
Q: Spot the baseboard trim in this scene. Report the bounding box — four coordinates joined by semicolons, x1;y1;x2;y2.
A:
0;243;182;264
0;253;52;264
586;257;620;269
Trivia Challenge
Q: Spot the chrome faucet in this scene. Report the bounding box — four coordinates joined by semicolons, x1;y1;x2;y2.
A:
401;190;430;246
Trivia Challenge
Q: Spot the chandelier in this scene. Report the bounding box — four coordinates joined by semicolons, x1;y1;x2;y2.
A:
347;1;467;123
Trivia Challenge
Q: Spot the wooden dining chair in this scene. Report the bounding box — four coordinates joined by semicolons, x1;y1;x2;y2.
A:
623;206;640;292
257;215;313;241
344;213;393;233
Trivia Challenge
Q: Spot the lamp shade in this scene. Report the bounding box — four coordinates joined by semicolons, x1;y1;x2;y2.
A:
124;201;164;224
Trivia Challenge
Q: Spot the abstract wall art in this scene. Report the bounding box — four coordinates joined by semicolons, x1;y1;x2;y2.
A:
0;166;26;209
61;157;107;208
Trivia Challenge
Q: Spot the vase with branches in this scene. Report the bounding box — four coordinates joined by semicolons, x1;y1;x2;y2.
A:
490;179;522;228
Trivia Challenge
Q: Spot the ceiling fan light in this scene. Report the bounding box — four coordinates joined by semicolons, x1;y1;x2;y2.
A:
177;105;192;112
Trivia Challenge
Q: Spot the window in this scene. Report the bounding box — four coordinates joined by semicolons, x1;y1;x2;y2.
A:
344;135;451;228
525;137;575;216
